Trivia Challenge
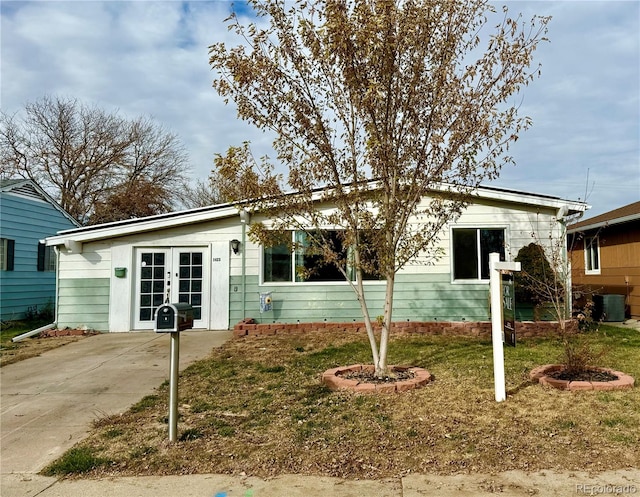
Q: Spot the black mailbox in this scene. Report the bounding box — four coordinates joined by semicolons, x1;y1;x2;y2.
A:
154;303;194;333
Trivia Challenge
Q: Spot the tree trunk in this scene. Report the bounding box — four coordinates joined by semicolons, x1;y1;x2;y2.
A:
376;272;396;377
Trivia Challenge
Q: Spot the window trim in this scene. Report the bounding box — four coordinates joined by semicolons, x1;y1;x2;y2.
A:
0;238;15;271
260;230;386;286
584;235;601;275
450;225;508;284
37;242;56;272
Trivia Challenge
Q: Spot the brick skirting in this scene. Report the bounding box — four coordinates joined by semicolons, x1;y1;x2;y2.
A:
233;319;577;338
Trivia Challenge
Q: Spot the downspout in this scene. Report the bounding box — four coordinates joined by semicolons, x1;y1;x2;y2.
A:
12;322;55;342
557;205;584;322
239;209;251;319
12;245;59;342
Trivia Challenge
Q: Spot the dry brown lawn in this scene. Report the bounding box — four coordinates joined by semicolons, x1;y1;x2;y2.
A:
44;326;640;479
0;332;87;367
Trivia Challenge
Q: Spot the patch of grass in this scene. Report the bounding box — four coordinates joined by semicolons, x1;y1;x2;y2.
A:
129;445;159;458
42;447;112;476
258;364;286;373
102;428;125;439
601;417;628;428
554;419;577;430
179;428;204;442
130;395;160;413
44;325;640;479
1;318;87;367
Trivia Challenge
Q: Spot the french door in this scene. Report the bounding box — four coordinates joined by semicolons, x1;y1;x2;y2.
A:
134;247;208;329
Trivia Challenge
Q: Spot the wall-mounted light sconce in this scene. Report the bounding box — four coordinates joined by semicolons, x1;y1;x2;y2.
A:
230;239;241;255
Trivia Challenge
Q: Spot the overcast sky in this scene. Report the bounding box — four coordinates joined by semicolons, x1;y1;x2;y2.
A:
1;0;638;218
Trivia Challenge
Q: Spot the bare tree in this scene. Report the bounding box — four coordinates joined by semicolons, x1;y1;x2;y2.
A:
210;0;550;376
182;141;281;209
1;95;190;224
89;178;173;224
179;179;223;209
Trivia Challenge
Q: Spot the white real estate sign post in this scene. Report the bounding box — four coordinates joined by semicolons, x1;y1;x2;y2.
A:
489;252;521;402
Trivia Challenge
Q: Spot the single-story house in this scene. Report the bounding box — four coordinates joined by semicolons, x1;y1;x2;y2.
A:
44;185;588;333
1;179;79;321
568;201;640;320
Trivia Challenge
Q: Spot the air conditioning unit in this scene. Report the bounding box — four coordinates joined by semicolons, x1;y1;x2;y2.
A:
593;294;625;322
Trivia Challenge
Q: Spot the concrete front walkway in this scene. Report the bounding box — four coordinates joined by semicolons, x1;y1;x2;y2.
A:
1;330;232;496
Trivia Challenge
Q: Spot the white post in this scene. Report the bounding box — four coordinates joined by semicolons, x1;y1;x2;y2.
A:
168;331;180;442
489;252;506;402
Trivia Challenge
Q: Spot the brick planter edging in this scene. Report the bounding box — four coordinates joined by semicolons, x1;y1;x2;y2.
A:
321;364;434;393
530;364;635;391
234;319;575;338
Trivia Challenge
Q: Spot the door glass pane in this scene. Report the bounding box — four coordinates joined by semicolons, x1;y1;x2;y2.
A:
139;251;165;322
177;251;203;324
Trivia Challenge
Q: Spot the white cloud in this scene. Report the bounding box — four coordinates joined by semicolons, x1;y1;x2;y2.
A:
1;0;637;217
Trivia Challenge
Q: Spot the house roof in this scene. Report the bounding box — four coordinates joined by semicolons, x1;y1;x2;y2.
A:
45;183;589;247
567;201;640;233
1;178;80;227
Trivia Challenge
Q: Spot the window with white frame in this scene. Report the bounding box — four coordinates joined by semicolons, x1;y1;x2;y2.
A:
0;238;15;271
584;235;600;274
452;227;505;281
262;230;383;283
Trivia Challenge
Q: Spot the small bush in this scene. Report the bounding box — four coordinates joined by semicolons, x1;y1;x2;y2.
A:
558;333;608;375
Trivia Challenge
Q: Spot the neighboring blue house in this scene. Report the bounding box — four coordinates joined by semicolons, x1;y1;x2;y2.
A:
0;179;79;322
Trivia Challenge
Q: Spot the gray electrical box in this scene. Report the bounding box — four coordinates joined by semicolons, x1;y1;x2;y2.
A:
154;303;194;332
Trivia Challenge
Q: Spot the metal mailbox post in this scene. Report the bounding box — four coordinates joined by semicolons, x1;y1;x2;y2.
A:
154;303;194;442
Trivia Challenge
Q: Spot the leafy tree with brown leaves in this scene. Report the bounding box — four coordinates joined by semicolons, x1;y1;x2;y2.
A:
210;0;550;376
0;95;190;224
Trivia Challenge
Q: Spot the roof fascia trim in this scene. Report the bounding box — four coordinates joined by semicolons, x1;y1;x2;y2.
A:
46;205;239;246
568;213;640;233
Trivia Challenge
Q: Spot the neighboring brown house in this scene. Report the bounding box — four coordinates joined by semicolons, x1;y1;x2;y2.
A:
568;201;640;320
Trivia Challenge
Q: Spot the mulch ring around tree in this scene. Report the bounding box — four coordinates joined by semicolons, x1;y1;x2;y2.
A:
530;364;635;391
322;364;434;393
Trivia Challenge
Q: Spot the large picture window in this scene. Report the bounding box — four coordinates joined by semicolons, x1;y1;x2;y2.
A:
452;227;505;280
262;230;383;283
584;236;600;274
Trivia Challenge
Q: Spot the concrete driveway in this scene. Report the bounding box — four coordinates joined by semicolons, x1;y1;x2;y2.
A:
1;330;232;496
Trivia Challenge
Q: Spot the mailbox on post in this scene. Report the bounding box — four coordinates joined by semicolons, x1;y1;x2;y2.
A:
153;302;193;443
154;303;194;333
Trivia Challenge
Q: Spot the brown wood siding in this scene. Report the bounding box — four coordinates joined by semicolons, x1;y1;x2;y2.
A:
570;220;640;319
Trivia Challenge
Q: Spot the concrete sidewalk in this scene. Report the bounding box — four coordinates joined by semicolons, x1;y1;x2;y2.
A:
6;469;640;497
